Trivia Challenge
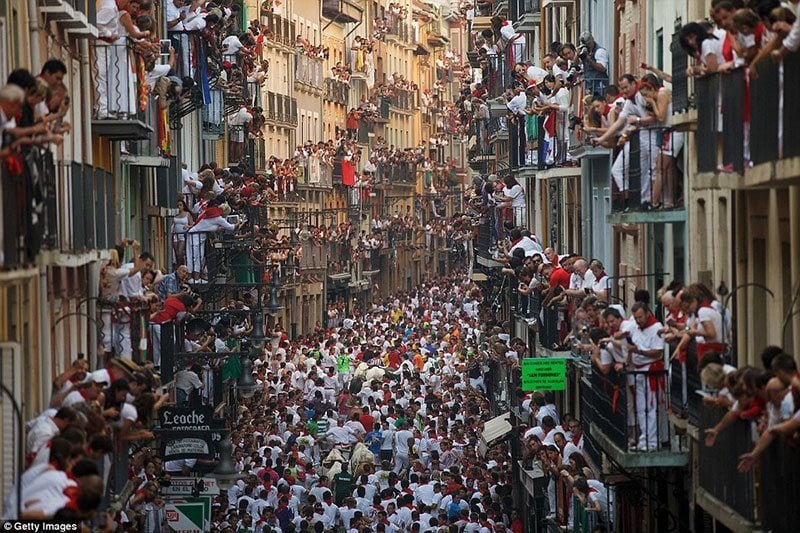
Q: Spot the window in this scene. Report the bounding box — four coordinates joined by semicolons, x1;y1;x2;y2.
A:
655;29;664;71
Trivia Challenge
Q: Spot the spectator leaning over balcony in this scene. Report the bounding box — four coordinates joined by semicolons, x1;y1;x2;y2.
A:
592;73;659;209
116;247;155;357
494;17;526;69
98;243;141;357
187;197;239;282
166;0;186;30
627;302;666;451
578;31;609;96
228;104;253;164
670;283;725;363
493;174;526;227
679;21;729;77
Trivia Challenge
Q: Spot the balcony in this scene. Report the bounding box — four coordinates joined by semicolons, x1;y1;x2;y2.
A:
39;0;97;39
669;30;694;129
374;162;416;186
90;41;153;140
385;15;413;45
579;364;689;469
298;241;328;270
348;49;370;79
322;0;363;24
295;54;324;92
509;0;541;32
689;403;800;532
261;12;296;49
265;92;297;127
324;78;350;107
686;54;800;189
603;127;686;224
386;89;415;113
485;53;511;116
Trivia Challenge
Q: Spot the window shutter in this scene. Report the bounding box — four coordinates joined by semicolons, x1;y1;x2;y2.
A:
0;342;22;512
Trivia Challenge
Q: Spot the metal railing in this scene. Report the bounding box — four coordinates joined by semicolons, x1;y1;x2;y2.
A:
324;77;350;106
696;405;756;523
349;48;370;75
667;342;721;426
374;162;416;184
694;70;745;174
486;53;511;100
266;92;298;126
582;367;670;453
261;12;296;46
298;241;328;270
671;31;690;113
386;89;415;110
296;53;324;88
609;126;684;211
91;41;141;120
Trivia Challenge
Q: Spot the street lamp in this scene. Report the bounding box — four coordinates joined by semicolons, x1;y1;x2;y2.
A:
266;277;284;315
211;436;240;491
249;309;266;350
236;355;257;399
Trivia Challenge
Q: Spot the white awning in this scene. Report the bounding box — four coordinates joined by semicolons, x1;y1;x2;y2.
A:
479;411;513;457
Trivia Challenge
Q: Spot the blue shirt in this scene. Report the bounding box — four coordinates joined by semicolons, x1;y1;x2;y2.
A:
364;430;383;454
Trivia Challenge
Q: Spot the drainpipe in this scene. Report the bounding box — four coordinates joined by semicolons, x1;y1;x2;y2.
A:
39;266;52;409
28;0;41;71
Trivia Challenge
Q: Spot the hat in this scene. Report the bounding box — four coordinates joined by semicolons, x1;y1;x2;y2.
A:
108;357;140;377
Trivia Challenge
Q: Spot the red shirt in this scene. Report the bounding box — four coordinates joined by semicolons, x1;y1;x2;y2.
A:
549;267;570;289
359;413;375;432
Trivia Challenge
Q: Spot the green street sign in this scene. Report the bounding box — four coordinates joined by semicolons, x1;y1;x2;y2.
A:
165;501;206;532
521;358;567;391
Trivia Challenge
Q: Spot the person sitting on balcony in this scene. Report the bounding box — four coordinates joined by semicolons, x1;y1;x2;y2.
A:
669;283;725;365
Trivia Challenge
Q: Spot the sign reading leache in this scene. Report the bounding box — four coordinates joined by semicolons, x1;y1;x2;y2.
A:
158;406;224;431
521;358;567;391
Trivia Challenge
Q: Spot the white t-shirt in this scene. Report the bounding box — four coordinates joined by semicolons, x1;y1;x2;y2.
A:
695;306;723;344
629;321;665;367
701;31;725;66
503;184;526;208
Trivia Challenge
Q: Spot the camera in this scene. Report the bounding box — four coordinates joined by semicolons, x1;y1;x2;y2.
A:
227;214;241;225
578;45;589;60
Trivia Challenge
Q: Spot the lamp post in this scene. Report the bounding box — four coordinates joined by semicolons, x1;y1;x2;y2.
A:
236;355;257;400
211;436;240;491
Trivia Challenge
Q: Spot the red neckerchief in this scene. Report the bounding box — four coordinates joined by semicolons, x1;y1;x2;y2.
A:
699;300;715;310
571;434;582;446
722;32;734;62
639;315;658;330
511;237;523;247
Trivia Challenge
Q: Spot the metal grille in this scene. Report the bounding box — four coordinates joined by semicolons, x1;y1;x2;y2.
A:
695;75;719;173
721;69;745;174
670;32;689;113
696;407;756;522
749;58;779;165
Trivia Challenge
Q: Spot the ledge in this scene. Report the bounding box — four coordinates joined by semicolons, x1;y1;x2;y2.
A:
606;208;686;225
695;488;759;533
516;13;541;33
92;119;153;141
691;170;744;190
588;422;689;469
476;254;503;268
535;165;581;180
669;109;697;132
